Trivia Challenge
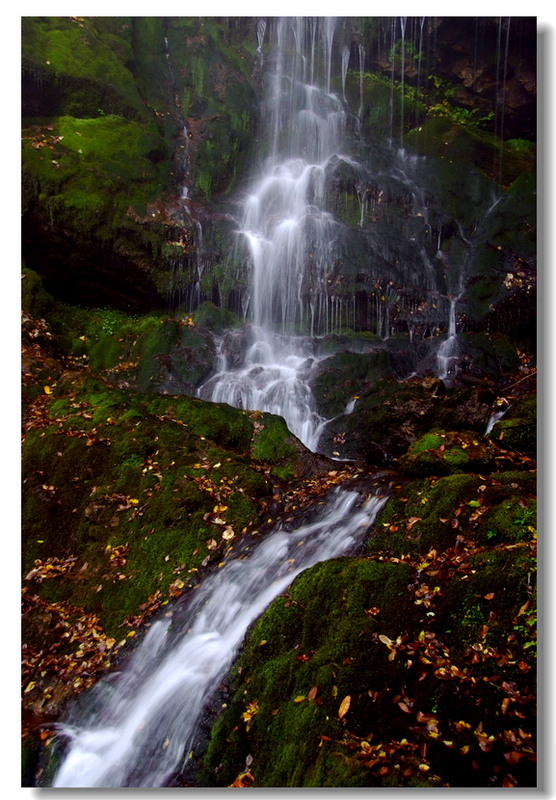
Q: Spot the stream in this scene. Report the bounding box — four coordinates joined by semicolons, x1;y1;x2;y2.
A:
49;16;487;786
51;488;387;787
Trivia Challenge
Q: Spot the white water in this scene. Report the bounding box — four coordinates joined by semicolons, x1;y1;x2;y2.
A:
198;327;327;451
52;488;387;787
485;406;509;435
437;295;461;381
198;18;349;451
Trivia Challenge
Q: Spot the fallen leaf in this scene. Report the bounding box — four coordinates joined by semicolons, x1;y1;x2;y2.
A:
338;695;351;718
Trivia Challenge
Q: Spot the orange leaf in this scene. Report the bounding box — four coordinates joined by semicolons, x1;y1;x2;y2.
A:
307;685;318;702
338;695;351;718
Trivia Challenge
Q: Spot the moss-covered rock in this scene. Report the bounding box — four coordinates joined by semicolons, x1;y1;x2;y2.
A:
22;16;257;313
200;521;536;788
399;430;497;476
488;393;537;456
21;365;301;724
371;467;536;557
201;557;423;788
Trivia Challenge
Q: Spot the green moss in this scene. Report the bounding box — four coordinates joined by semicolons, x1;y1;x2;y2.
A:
371;473;482;556
409;431;445;454
252;415;298;463
441;545;535;660
202;557;415;787
22;268;54;318
399;431;496;477
191;302;240;333
488;395;537;456
22;17;143;117
271;464;295;482
21;377;273;639
312;351;393;418
476;498;536;546
225;492;259;531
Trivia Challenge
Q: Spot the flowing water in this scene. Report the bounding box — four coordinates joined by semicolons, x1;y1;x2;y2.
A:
51;488;387;787
46;16;509;787
197;17;480;445
198;18;349;450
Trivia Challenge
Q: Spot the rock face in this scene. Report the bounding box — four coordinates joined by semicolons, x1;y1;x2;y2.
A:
22;17;257;311
22;16;536;348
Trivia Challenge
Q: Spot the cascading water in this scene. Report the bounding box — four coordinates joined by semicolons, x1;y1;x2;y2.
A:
199;18;348;450
50;487;387;788
197;17;494;439
437;294;461;381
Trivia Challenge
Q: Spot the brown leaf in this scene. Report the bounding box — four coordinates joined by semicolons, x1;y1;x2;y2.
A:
338;695;351;718
307;685;318;702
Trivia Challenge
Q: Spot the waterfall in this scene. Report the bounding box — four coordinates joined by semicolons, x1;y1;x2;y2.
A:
50;488;387;788
399;16;407;146
415;17;425;128
341;45;350;100
254;18;266;71
437;295;460;381
357;43;365;119
199;18;348;450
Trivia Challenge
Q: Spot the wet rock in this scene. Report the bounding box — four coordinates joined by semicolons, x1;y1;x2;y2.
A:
398;430;497;476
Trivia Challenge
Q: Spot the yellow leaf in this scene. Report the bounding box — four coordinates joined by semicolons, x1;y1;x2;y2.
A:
129;498;139;505
338;695;351;718
293;695;305;703
44;385;52;395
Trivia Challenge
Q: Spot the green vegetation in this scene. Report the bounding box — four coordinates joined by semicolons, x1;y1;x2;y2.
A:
21;16;536;790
